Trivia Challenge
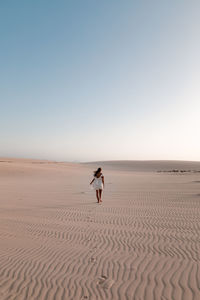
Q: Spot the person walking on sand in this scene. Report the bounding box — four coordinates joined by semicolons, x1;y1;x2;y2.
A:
90;167;104;203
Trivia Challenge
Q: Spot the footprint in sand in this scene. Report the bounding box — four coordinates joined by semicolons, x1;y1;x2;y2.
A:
97;275;114;289
90;257;97;264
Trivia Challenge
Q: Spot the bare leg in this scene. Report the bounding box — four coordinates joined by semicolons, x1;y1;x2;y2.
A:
99;189;102;202
96;190;99;203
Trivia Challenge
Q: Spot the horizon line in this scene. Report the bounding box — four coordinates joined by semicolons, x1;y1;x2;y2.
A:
1;156;200;164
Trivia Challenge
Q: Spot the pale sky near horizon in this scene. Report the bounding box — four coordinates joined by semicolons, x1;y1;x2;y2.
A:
1;1;200;162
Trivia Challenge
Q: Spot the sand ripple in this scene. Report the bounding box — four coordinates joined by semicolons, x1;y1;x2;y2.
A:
0;160;200;299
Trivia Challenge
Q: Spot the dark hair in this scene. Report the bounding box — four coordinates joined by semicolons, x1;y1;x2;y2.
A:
94;167;102;177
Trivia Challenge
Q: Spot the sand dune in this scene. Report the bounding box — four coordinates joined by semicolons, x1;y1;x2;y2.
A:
0;158;200;299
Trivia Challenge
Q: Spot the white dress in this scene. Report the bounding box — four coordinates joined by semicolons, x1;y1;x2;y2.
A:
93;175;104;190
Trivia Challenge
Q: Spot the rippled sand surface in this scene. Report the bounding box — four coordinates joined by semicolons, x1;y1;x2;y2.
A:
0;159;200;300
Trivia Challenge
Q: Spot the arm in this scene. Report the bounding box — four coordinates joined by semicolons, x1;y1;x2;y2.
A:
102;176;104;187
90;178;95;185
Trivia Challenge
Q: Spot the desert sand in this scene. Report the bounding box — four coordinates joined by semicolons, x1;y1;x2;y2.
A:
0;158;200;300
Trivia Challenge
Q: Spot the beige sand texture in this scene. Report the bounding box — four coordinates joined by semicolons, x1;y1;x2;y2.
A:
0;158;200;300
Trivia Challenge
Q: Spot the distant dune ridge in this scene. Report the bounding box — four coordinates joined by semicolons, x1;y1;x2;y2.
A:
84;160;200;172
0;158;200;299
1;157;200;171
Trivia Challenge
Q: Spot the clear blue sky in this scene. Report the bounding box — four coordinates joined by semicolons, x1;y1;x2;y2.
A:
1;0;200;161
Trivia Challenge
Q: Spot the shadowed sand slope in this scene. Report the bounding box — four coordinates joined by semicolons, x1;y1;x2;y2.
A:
0;158;200;300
